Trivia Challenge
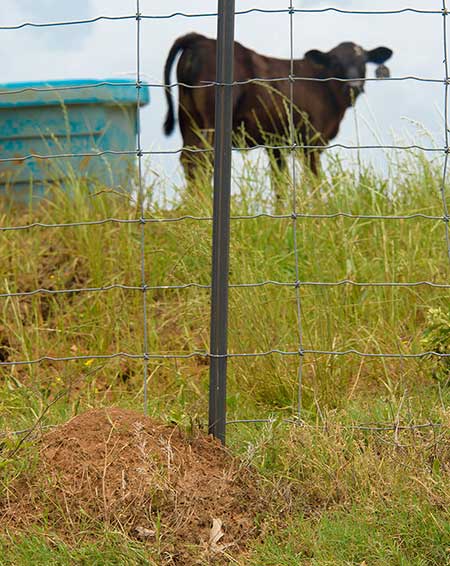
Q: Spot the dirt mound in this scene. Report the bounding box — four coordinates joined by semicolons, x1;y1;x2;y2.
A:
1;408;264;564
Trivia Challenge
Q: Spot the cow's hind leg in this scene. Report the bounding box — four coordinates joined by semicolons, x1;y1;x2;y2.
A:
178;87;214;198
180;134;214;199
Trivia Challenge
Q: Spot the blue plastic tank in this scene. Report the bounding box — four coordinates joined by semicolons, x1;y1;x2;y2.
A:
0;79;150;203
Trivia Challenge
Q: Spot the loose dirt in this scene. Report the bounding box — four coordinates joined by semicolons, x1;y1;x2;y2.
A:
1;407;264;565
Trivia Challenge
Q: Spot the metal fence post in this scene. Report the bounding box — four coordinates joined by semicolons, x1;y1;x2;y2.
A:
208;0;235;444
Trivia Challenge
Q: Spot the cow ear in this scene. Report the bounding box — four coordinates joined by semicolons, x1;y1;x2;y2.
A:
366;47;393;65
305;49;331;68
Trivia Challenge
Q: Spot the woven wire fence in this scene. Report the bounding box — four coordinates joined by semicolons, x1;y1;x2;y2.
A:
1;2;449;442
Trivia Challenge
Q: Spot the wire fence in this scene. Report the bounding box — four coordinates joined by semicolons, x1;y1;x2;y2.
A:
1;2;449;443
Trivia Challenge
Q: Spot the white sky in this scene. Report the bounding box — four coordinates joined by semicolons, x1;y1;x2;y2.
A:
0;0;446;183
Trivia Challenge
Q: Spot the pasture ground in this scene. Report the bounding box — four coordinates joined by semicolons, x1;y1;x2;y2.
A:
0;152;449;564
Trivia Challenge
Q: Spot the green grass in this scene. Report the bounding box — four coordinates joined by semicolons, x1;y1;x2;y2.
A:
0;150;449;564
250;502;450;565
0;530;154;565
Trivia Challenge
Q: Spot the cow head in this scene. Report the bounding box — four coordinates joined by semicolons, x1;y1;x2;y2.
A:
305;42;393;97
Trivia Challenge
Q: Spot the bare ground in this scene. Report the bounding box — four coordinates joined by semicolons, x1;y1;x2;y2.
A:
1;407;265;565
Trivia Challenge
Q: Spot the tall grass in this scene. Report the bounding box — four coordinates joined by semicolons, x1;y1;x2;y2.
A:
0;150;448;429
0;150;449;564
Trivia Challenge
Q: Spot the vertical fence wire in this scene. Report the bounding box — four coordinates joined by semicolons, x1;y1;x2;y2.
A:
441;0;450;264
288;1;305;418
136;0;150;413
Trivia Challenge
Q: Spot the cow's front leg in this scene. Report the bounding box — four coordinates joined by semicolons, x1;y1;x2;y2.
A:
181;149;201;194
268;148;288;210
303;148;321;177
180;146;214;199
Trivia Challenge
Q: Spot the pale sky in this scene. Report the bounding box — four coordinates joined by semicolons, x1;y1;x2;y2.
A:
0;0;446;184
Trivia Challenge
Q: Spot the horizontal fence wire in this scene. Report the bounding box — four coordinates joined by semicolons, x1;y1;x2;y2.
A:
0;75;444;97
226;420;445;432
0;350;449;368
0;425;53;438
0;279;450;299
2;420;445;438
0;143;445;164
0;212;447;232
0;7;443;30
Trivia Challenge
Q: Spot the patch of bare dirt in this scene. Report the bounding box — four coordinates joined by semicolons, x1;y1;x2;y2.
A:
1;408;264;564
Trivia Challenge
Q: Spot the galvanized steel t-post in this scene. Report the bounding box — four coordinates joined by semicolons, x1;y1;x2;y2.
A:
209;0;235;445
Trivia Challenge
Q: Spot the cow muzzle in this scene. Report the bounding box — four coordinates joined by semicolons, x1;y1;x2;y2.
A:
348;79;364;90
349;80;365;95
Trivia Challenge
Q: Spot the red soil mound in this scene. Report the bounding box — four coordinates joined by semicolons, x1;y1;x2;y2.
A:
1;408;263;564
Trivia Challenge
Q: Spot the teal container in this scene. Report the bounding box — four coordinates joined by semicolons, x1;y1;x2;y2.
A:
0;79;150;203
